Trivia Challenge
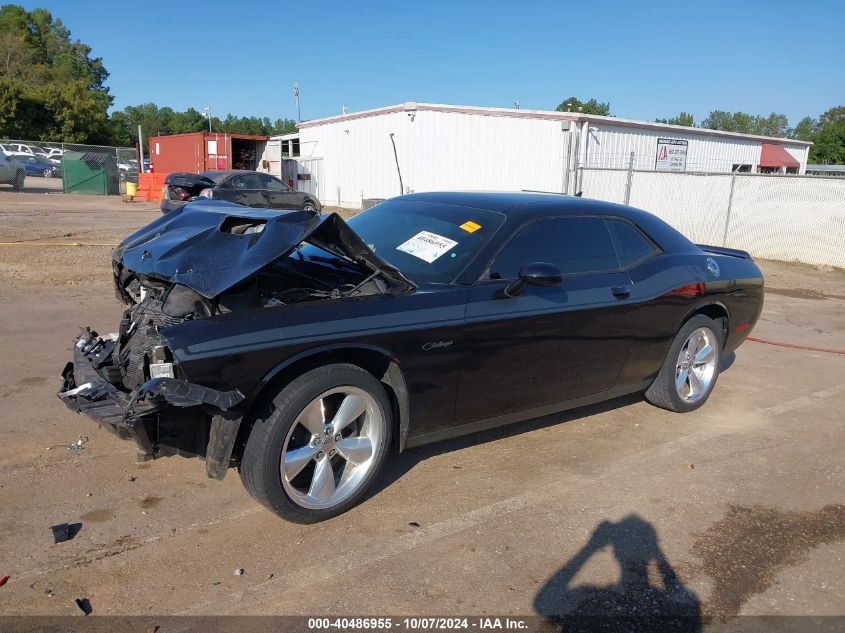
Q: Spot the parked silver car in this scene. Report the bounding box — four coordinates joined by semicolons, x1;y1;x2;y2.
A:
0;152;25;190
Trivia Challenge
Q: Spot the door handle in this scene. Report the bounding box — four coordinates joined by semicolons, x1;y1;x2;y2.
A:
611;286;631;298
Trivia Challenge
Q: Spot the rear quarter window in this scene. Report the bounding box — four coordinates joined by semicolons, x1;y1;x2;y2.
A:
605;218;659;268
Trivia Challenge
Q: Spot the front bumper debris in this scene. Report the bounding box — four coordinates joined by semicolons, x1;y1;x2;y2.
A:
58;331;244;458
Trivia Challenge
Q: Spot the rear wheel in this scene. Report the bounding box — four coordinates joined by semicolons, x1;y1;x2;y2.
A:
42;168;52;178
12;170;24;191
240;363;392;523
645;315;722;412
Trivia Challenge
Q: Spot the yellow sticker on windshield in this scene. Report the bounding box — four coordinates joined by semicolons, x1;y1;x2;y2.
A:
460;220;482;233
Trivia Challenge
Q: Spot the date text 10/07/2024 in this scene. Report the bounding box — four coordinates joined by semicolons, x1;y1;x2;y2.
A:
307;618;529;630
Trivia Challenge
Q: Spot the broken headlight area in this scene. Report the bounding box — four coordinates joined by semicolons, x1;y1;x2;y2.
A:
58;326;244;462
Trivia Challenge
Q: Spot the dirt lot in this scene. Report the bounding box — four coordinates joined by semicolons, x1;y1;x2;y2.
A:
0;190;843;624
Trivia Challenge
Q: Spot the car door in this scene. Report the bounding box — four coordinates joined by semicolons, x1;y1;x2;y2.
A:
0;153;11;181
453;216;642;427
225;173;268;208
260;173;304;209
21;156;37;175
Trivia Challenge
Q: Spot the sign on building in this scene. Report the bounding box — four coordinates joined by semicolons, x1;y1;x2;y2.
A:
655;138;688;172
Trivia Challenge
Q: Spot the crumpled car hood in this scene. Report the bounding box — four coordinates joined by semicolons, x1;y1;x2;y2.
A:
113;200;414;298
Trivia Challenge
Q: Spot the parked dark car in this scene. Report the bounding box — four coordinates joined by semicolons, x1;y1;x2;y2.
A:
161;170;321;214
20;153;61;178
58;192;763;523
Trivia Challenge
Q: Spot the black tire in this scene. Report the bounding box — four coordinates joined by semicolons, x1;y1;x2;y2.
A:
42;168;52;178
645;315;723;413
302;201;317;213
12;170;24;191
240;363;393;523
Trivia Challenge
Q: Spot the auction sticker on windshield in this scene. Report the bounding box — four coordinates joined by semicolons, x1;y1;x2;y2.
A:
396;231;458;263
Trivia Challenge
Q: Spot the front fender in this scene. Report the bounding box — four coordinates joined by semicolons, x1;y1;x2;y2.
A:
249;343;412;451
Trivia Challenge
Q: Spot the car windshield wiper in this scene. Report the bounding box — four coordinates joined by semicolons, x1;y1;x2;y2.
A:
308;254;366;271
308;254;399;294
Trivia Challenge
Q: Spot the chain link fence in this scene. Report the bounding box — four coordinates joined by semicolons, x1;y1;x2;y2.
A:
0;138;139;193
581;163;845;268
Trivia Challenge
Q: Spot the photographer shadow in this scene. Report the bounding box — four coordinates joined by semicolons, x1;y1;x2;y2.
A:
533;515;701;633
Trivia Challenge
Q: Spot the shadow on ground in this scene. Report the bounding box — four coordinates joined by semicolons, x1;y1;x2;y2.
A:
533;515;701;633
371;352;735;500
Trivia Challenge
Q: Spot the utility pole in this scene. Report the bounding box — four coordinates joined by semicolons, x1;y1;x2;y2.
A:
137;125;145;173
204;106;212;132
294;81;301;122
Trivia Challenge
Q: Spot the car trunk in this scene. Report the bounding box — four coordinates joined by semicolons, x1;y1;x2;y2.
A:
163;172;217;204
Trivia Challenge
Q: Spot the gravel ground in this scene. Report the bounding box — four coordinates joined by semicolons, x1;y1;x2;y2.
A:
0;191;842;625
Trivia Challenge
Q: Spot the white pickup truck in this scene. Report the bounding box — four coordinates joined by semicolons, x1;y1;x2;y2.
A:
0;152;25;190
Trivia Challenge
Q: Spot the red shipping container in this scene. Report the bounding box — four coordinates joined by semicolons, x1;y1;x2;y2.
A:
148;132;268;174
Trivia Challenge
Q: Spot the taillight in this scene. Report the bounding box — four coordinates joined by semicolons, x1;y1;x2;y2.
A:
199;188;214;199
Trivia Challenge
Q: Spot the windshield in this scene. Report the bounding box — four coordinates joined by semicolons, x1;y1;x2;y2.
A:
342;199;505;284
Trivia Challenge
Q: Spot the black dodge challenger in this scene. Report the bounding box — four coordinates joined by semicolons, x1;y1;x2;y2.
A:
59;192;764;523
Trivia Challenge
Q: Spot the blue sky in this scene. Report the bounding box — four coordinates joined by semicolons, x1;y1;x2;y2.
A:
21;0;845;124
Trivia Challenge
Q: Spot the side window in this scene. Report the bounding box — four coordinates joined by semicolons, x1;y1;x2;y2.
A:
261;174;288;191
605;218;658;268
231;174;263;189
489;217;620;279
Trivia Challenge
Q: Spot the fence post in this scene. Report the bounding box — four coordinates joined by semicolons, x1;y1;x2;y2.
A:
624;151;635;205
723;173;737;247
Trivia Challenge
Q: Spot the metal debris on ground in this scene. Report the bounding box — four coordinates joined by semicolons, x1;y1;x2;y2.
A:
50;523;70;543
49;436;90;454
234;568;245;576
0;575;9;588
129;476;136;482
51;522;82;543
66;436;89;454
408;522;421;528
75;597;93;615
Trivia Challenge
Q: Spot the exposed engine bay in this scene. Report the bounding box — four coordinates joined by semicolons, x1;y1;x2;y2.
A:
113;249;389;390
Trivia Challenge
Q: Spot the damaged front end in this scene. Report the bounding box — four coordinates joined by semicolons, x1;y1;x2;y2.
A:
59;322;244;475
58;202;414;478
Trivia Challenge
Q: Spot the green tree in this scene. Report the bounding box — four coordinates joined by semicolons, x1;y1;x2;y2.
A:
819;106;845;126
810;119;845;164
169;107;208;134
801;105;845;164
120;102;174;145
0;4;112;141
790;116;818;141
701;110;790;137
271;118;297;135
655;112;695;127
555;97;611;116
757;113;790;138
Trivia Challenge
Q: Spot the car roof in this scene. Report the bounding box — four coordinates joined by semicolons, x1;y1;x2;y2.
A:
198;169;268;184
396;191;696;254
400;191;634;218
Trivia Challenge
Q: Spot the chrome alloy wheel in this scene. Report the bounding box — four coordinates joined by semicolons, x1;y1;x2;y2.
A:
675;327;718;403
280;386;385;510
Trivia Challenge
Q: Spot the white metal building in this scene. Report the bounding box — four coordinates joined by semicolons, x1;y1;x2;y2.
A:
262;102;812;208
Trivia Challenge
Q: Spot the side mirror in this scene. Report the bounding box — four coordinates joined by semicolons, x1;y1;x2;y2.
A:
503;262;563;297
